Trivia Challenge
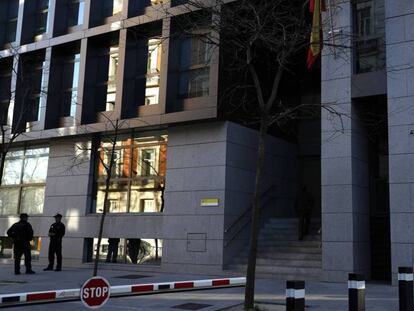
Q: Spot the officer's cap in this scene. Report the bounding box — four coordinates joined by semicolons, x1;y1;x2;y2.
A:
54;213;63;218
20;213;29;219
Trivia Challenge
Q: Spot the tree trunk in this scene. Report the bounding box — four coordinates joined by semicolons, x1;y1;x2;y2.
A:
244;115;269;310
0;153;5;187
93;122;118;276
93;176;110;277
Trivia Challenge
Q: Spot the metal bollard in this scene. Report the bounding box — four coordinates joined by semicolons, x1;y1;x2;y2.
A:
398;267;414;311
286;280;305;311
348;273;365;311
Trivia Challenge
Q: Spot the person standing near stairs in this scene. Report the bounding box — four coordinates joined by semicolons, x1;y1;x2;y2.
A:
296;187;315;241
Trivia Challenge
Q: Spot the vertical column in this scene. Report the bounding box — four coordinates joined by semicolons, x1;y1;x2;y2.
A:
14;0;26;46
321;0;370;281
47;0;57;39
398;267;413;311
158;17;171;115
75;38;88;125
286;281;305;311
7;55;19;130
348;274;365;311
83;0;92;29
37;47;52;130
385;0;414;284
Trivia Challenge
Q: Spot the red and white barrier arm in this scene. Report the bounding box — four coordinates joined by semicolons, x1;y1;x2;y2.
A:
0;277;246;307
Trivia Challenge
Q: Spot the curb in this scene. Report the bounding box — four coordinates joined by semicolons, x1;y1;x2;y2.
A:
0;277;246;308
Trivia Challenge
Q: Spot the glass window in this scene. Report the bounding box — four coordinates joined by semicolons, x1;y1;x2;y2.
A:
3;0;19;44
67;0;84;27
113;0;123;14
95;135;166;214
0;188;20;216
22;156;48;183
0;237;13;258
96;182;128;213
145;38;161;105
354;0;386;73
178;33;210;99
62;53;80;117
0;237;41;259
34;0;50;40
20;186;45;214
89;238;162;265
105;46;119;111
179;68;209;99
2;158;23;185
0;147;49;215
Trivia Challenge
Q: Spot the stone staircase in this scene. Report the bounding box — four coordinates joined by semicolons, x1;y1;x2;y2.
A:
227;218;322;281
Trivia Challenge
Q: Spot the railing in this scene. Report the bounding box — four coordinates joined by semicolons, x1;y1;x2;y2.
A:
224;185;276;248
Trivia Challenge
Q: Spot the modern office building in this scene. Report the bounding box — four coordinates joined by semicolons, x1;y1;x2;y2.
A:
0;0;412;284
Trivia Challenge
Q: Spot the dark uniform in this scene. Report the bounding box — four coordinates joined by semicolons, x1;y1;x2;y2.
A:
45;214;65;271
6;214;35;275
106;238;120;263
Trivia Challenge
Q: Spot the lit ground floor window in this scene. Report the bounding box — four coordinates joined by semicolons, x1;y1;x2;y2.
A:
85;238;162;265
0;237;42;260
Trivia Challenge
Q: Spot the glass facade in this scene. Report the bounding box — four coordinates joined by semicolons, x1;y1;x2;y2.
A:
0;147;49;216
145;38;161;105
2;0;19;45
0;59;12;126
62;53;81;117
0;237;42;260
354;0;386;73
95;135;167;213
67;0;85;28
179;33;210;98
106;46;119;111
89;238;162;265
34;0;50;41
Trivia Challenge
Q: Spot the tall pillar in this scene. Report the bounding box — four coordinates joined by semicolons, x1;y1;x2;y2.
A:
385;0;414;284
321;0;371;281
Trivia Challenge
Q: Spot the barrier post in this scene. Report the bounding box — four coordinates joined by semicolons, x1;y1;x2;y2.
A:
398;267;413;311
286;280;305;311
348;273;365;311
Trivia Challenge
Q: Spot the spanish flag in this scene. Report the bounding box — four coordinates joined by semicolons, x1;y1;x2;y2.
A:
307;0;326;69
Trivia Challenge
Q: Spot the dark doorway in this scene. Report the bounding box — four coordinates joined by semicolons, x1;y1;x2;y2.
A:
355;95;391;281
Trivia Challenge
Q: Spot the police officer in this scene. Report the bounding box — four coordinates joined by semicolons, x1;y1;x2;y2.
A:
44;213;65;272
7;213;36;275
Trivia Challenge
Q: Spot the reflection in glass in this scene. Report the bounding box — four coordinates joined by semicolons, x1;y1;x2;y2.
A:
96;182;128;213
0;188;19;215
95;136;166;214
145;38;161;105
0;237;13;258
106;46;119;111
22;156;48;183
91;238;162;265
20;187;45;214
0;147;49;215
113;0;123;14
67;0;84;27
2;159;23;185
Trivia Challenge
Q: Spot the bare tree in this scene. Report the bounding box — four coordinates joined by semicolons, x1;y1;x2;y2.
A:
164;1;342;309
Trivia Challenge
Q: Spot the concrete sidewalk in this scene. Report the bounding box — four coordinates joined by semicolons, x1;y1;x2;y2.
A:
0;264;399;310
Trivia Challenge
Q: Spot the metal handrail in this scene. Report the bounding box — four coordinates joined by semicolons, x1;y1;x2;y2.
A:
224;184;275;234
224;185;276;247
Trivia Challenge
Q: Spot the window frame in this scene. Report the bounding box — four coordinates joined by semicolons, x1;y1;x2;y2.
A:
0;147;49;216
93;135;167;214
